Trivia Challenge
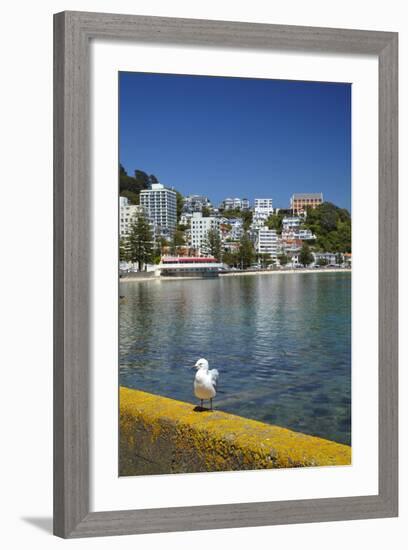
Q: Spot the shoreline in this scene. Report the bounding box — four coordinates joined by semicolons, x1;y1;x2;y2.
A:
220;267;350;277
119;267;351;282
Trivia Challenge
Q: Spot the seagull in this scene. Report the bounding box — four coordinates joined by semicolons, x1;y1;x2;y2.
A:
193;358;219;410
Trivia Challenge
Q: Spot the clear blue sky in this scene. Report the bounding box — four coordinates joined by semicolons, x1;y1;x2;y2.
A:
119;72;351;211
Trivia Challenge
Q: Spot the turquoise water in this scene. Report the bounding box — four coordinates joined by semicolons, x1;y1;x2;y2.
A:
119;272;351;445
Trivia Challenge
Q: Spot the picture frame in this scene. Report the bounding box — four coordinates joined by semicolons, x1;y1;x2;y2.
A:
53;10;398;538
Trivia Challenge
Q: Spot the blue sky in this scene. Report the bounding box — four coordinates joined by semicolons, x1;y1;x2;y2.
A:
119;72;351;211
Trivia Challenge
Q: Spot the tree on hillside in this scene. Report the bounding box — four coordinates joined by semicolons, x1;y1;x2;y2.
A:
266;212;284;233
317;204;337;232
127;214;154;270
238;233;255;269
176;191;184;222
120;190;140;205
202;228;222;260
134;169;151;189
299;243;314;267
304;202;351;253
119;165;151;204
241;210;253;231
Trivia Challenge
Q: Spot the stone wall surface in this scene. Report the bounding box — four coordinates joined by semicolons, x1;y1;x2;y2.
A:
120;386;351;476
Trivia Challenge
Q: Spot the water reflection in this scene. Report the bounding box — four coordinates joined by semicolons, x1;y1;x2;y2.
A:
120;273;351;445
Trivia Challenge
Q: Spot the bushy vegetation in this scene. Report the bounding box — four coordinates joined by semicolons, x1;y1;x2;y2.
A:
265;212;285;232
304;202;351;253
119;165;158;204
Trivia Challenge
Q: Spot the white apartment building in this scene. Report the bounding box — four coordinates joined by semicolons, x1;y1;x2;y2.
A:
190;212;221;255
226;218;244;240
281;216;315;241
254;198;273;214
183;194;211;213
250;216;266;231
180;212;193;226
222;197;250;211
282;216;301;230
256;227;280;258
241;198;250;210
140;183;177;237
119;197;147;237
313;252;338;265
298;228;316;240
120;196;129;208
253;198;274;227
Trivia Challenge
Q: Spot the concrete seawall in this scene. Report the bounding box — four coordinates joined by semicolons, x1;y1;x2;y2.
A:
120;387;351;475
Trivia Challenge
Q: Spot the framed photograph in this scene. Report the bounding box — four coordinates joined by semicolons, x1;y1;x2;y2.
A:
54;11;398;538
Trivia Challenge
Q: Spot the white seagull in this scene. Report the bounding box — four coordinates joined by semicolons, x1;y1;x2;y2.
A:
193;358;219;410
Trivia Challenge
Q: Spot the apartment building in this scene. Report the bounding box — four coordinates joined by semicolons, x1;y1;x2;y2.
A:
190;212;221;255
119;197;147;237
282;216;301;230
140;183;177;237
290;193;323;213
253;198;274;226
221;197;250;211
256;227;280;258
182;194;212;213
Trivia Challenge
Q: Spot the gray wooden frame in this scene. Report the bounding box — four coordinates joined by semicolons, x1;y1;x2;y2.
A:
54;11;398;538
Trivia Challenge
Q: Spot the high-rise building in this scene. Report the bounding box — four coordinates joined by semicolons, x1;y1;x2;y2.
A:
290;193;323;213
140;183;177;236
190;212;221;255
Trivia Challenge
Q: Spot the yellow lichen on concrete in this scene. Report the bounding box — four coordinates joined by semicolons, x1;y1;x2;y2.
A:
119;386;351;476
